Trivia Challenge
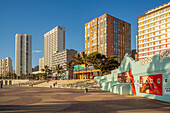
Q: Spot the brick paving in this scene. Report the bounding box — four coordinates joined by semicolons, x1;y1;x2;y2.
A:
0;86;170;113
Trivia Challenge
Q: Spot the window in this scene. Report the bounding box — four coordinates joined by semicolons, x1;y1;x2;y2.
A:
149;19;152;22
149;43;153;46
155;36;159;40
144;35;147;38
139;22;142;26
149;33;153;36
149;28;153;32
161;30;165;34
149;52;153;55
144;16;147;19
143;20;147;24
167;7;170;11
167;44;170;48
149;47;153;51
155;46;159;49
144;48;147;51
155;51;159;54
155;41;159;45
138;36;142;39
161;35;165;39
149;14;152;18
155;27;159;30
144;44;147;47
143;30;147;33
167;39;170;42
160;20;165;23
138;18;142;21
168;18;170;22
161;45;165;48
149;38;152;41
157;78;161;84
160;25;165;29
150;79;153;83
155;21;159;25
144;25;147;29
160;10;164;14
149;23;152;27
155;12;158;16
161;40;165;43
154;16;159;20
160;14;165;18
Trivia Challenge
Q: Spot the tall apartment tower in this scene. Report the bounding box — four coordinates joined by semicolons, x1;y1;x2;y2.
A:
0;57;13;77
15;34;32;76
39;57;44;71
137;2;170;59
85;13;131;63
44;26;65;68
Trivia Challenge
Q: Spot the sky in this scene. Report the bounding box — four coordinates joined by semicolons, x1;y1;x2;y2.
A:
0;0;169;69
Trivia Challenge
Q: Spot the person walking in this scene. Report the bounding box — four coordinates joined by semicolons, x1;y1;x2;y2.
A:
0;82;2;88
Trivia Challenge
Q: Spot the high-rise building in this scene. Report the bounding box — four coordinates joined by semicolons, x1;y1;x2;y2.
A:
39;57;44;71
85;13;131;63
52;49;77;68
137;2;170;59
0;57;13;77
44;26;65;68
15;34;32;76
32;65;39;72
52;49;77;79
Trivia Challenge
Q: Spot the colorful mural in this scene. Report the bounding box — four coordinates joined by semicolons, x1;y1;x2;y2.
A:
140;74;162;96
94;52;170;102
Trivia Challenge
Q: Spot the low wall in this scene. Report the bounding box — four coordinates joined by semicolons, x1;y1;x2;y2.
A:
1;79;29;85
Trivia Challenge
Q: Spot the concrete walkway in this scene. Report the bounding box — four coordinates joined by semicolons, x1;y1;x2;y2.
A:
0;86;169;113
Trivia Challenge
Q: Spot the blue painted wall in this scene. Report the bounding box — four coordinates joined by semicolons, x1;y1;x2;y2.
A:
95;53;170;102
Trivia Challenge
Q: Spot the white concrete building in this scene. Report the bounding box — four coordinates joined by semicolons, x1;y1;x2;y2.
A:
44;26;65;68
137;2;170;59
0;57;13;77
15;34;32;76
39;57;44;71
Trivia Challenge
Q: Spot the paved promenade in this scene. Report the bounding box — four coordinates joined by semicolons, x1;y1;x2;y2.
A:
0;86;170;113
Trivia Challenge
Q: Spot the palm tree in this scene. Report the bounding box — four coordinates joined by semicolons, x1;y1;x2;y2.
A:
81;53;89;79
65;61;73;79
54;64;64;79
87;52;119;76
41;65;51;78
72;53;83;65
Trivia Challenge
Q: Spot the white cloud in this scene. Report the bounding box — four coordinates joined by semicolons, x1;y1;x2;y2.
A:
33;50;42;53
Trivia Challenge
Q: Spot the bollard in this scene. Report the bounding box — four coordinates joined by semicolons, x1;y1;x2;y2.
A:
84;88;88;93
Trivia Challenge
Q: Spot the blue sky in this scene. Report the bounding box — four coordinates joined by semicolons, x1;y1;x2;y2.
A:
0;0;169;68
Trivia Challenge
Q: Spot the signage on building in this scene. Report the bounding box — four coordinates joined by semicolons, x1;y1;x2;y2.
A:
160;49;170;59
164;87;170;95
140;57;152;64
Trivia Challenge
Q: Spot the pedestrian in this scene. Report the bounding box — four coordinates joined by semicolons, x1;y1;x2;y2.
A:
55;81;57;85
0;82;2;89
53;83;55;87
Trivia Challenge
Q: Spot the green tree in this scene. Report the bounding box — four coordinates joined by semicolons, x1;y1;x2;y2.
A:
72;53;83;65
54;64;64;79
87;52;119;76
65;60;74;79
41;65;51;76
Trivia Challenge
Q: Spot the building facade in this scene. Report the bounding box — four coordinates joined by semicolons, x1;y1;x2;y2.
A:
44;26;65;68
52;49;77;79
95;51;170;102
39;57;44;71
0;57;13;77
85;13;131;63
15;34;32;76
32;65;39;72
52;49;77;69
137;2;170;59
